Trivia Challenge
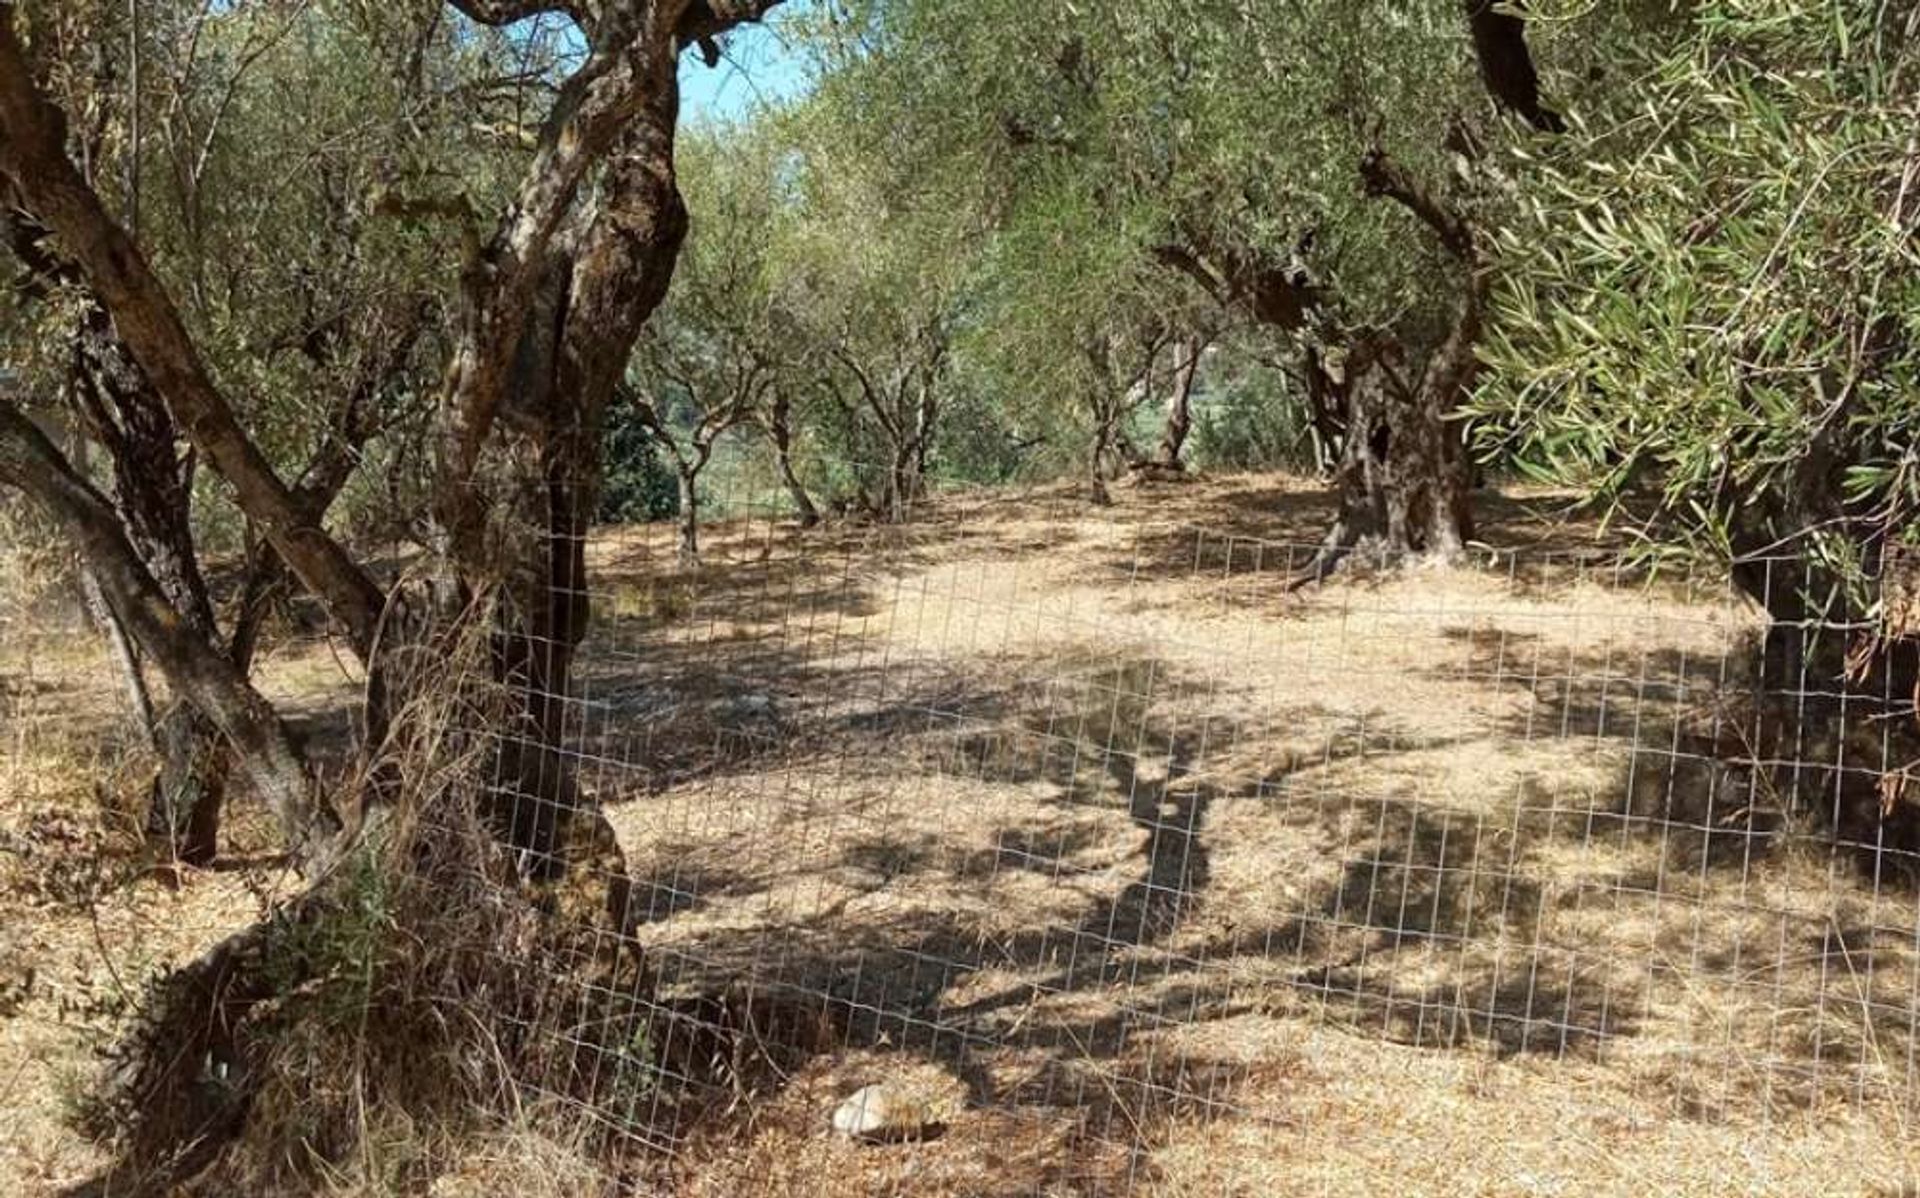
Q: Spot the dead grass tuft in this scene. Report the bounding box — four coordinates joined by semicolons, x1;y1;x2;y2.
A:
55;600;665;1196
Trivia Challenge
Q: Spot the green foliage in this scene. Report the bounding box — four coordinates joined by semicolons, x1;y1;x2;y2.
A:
770;0;1625;492
599;416;680;524
1190;363;1323;473
1475;2;1920;581
264;848;395;1029
4;1;536;542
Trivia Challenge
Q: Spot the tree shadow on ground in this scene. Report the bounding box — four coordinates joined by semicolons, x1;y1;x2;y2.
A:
596;652;1679;1162
566;496;1920;1169
1097;482;1625;595
1413;624;1920;1106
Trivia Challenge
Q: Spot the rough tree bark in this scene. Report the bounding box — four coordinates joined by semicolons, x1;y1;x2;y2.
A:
450;0;794;878
1287;1;1560;575
1288;147;1482;582
4;197;241;863
4;186;430;862
1145;3;1554;578
1084;337;1121;505
1158;210;1478;582
0;0;788;883
1716;416;1920;866
479;105;691;871
0;0;756;874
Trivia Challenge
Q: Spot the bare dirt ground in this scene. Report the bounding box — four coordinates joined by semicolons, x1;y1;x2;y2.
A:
5;471;1919;1196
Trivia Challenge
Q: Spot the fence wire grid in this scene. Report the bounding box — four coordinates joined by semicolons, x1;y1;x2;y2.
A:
469;466;1920;1189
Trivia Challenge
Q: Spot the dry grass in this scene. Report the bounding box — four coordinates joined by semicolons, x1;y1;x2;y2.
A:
4;471;1919;1195
580;473;1920;1195
0;620;333;1194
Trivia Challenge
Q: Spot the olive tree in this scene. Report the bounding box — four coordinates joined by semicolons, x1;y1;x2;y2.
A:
1;0;475;862
769;91;978;519
0;0;785;1177
807;0;1579;569
623;124;794;560
1473;0;1920;845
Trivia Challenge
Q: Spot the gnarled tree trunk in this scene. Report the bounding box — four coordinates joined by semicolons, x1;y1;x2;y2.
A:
0;402;335;857
465;50;696;885
3;198;238;863
2;0;783;1183
1300;322;1475;582
1719;422;1920;870
1291;146;1484;584
878;381;937;522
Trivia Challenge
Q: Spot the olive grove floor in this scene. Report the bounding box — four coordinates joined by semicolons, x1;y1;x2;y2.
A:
3;472;1918;1196
571;473;1920;1196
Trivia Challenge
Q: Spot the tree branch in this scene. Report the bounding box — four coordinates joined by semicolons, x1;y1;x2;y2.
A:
435;3;696;560
1154;233;1321;331
0;397;339;859
0;19;387;658
1359;146;1477;262
1151;242;1232;306
675;1;787;50
446;0;584;27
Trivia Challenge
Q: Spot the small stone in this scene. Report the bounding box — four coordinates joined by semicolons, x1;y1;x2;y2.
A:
721;692;779;723
831;1082;930;1142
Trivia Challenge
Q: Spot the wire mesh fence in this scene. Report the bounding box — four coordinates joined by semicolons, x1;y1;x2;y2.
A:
468;464;1920;1190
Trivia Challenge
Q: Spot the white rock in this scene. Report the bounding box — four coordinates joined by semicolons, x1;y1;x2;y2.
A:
832;1082;927;1142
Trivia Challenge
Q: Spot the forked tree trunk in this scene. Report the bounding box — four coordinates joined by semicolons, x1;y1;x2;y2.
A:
0;402;334;854
65;302;236;863
767;391;819;527
1088;434;1113;505
470;79;691;888
877;372;939;523
1287;146;1485;586
881;437;923;522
